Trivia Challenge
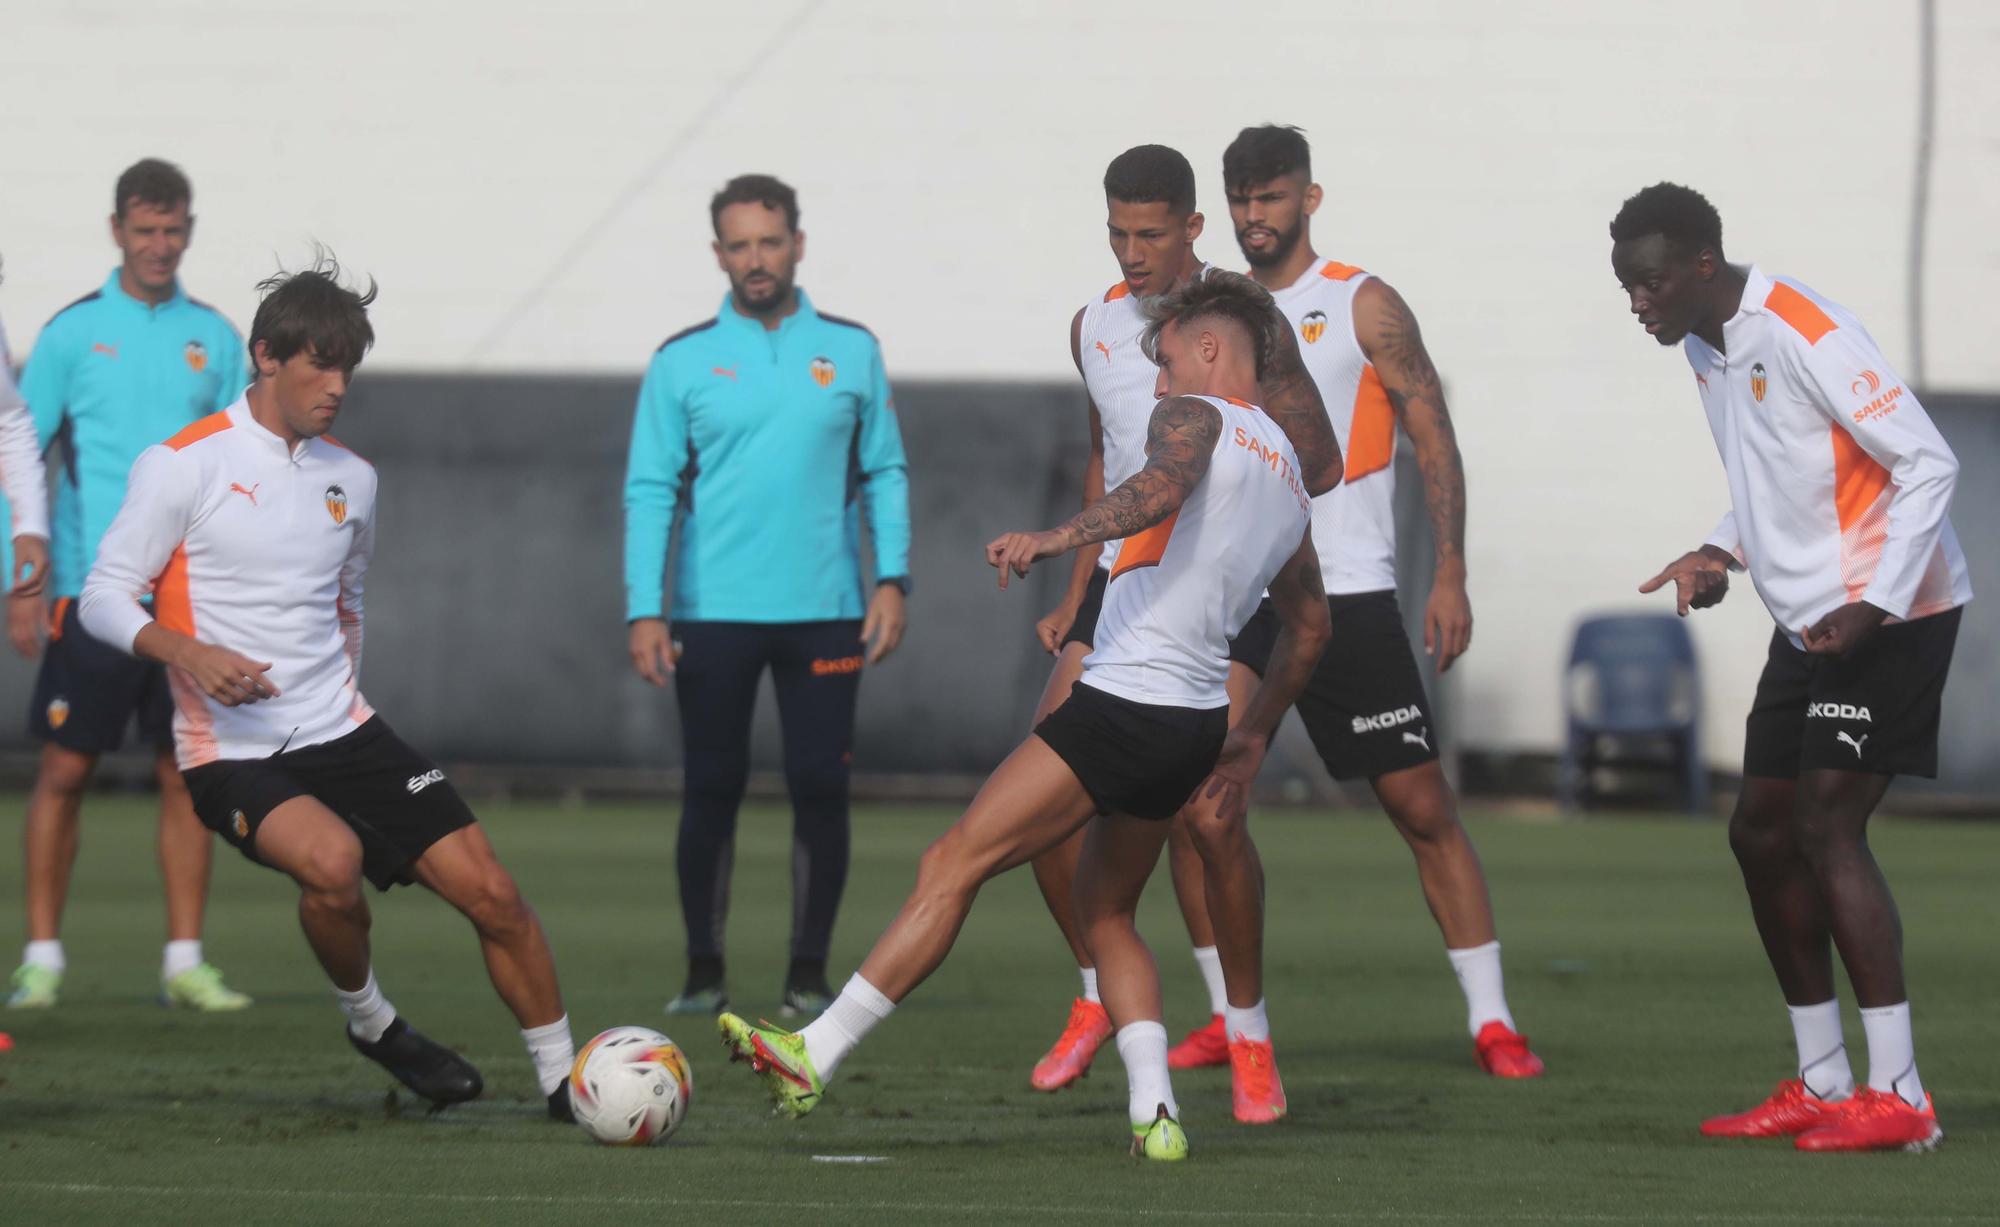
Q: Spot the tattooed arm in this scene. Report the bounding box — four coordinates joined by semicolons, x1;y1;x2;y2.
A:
1257;313;1341;497
985;395;1221;587
1353;277;1472;671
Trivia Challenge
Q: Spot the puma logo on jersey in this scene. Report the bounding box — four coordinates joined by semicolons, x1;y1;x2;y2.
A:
229;482;259;507
712;366;737;380
1353;705;1424;734
1403;728;1431;751
1094;340;1112;363
1836;731;1868;759
1807;702;1871;722
92;342;118;359
406;769;446;795
1695;371;1709;391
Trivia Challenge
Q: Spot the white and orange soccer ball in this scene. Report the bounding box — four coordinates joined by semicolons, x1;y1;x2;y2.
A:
568;1026;692;1146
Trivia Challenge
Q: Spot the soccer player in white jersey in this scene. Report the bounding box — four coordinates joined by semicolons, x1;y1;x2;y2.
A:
0;304;51;597
78;260;580;1119
1614;183;1970;1153
718;272;1331;1160
1192;125;1542;1078
1026;146;1340;1122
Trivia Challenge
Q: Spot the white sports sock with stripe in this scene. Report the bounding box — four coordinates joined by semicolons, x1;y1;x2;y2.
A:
334;970;397;1043
1079;966;1101;1005
1190;946;1227;1017
1860;1001;1925;1108
1786;999;1855;1100
522;1015;575;1096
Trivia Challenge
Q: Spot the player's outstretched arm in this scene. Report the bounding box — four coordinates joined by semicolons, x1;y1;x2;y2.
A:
1201;530;1331;823
1638;545;1734;616
1355;279;1471;671
1257;315;1341;497
985;395;1220;587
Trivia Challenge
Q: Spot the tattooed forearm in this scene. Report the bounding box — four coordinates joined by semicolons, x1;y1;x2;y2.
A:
1057;396;1220;549
1257;315;1341;496
1372;284;1466;569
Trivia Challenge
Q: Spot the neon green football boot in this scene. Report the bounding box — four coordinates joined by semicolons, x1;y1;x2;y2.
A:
718;1012;823;1118
1131;1103;1190;1161
6;964;60;1009
162;964;252;1012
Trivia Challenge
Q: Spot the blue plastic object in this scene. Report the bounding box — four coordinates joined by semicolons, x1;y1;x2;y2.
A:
1558;613;1706;812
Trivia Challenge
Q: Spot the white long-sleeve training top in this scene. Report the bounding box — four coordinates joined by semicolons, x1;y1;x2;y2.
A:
0;314;49;541
80;398;377;768
1685;266;1971;642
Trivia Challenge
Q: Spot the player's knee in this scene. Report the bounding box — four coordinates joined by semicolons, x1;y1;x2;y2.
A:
914;833;980;898
1182;808;1243;862
296;842;366;904
459;868;531;939
1727;810;1796;870
34;749;95;799
783;758;849;807
683;755;751;803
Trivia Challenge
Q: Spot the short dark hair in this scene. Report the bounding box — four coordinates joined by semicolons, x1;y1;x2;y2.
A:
1140;270;1282;381
1609;182;1724;256
710;174;799;235
114;158;192;219
1222;125;1311;192
249;249;377;373
1104;145;1196;215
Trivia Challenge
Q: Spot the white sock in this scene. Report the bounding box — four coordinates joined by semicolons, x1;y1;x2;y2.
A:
1446;941;1515;1036
1224;997;1271;1044
1079;966;1101;1005
1786;999;1855;1100
162;939;203;981
522;1015;575;1097
333;970;398;1043
799;973;895;1082
1859;1001;1925;1107
1114;1020;1178;1128
1190;946;1227;1017
22;940;64;973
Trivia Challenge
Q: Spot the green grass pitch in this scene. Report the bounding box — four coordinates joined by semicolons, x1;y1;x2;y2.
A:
1;794;1997;1224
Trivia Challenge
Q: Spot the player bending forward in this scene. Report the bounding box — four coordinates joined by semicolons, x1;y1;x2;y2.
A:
719;271;1330;1160
78;259;578;1118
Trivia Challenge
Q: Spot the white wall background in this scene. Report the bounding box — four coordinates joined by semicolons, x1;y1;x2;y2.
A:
3;0;1995;767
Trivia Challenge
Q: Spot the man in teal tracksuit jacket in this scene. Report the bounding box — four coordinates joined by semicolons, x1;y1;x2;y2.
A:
625;174;911;1018
6;159;252;1014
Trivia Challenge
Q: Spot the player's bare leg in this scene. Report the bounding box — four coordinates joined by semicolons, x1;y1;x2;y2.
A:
155;751;211;944
254;796;485;1106
411;824;565;1029
150;749;249;1009
1072;811;1190;1151
7;746;94;1008
1164;663;1257;1069
1025;642;1115;1090
722;737;1098;1116
1372;760;1540;1076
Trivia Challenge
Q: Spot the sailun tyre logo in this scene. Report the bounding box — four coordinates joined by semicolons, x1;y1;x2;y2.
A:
809;357;836;388
1851;369;1881;397
1300;311;1328;344
325;484;348;525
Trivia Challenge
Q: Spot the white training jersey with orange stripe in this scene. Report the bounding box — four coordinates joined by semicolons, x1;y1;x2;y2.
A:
1686;266;1971;643
79;398;378;768
1075;264;1211;571
0;314;50;541
1265;259;1398;594
1082;395;1312;709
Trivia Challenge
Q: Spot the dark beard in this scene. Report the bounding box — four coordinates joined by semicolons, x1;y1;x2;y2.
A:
733;272;793;315
1237;221;1302;270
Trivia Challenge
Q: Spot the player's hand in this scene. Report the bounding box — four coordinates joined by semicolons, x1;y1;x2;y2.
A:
9;534;49;598
628;618;679;686
1801;601;1888;659
1638;547;1732;616
862;584;906;665
984;530;1066;589
1425;565;1472;673
7;591;49;658
1035;597;1081;654
1199;729;1270;826
174;640;280;706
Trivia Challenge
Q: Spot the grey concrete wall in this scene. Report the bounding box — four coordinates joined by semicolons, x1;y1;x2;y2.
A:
0;380;1990;799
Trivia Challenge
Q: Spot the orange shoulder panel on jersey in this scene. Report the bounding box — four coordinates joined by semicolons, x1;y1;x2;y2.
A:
1831;424;1891;532
1320;261;1366;281
1344;367;1395;481
1764;283;1837;346
320;435;371;464
1104;281;1131;302
1109;510;1181;580
165;412;234;451
1220;395;1259;411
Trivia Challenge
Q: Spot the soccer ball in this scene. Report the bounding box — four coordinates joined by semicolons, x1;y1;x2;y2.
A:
568;1026;692;1146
